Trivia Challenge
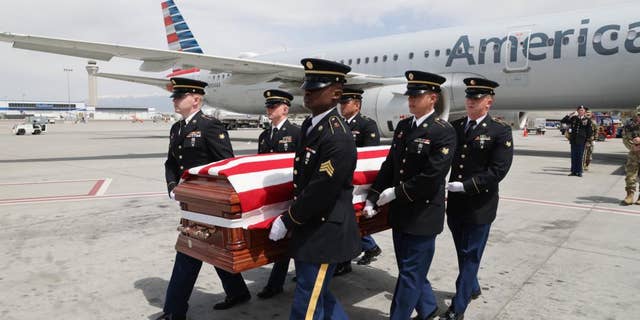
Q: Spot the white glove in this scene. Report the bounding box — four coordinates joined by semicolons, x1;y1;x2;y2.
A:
169;191;176;200
269;216;288;241
447;181;465;193
376;187;396;206
363;200;378;218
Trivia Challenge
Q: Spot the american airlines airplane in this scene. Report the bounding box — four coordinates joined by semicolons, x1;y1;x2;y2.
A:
0;1;638;137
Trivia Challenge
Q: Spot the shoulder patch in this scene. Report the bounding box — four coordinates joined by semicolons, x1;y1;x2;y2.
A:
328;116;347;134
435;118;452;127
493;118;510;127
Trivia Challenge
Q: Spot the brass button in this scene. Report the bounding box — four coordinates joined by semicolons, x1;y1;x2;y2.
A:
178;145;182;149
321;217;325;221
293;169;298;175
405;147;408;151
293;183;297;188
425;200;430;204
295;157;299;162
294;196;298;200
459;164;464;169
400;169;404;174
179;155;183;159
463;144;467;148
402;159;406;163
458;175;462;179
180;166;184;170
461;154;466;159
486;189;489;192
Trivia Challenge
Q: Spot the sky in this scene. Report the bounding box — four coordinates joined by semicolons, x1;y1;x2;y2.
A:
0;0;631;111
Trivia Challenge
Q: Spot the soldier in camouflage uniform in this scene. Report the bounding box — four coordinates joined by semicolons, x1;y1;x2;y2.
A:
622;106;640;205
582;111;598;171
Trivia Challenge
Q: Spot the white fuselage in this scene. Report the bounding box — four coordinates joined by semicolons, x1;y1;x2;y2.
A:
203;4;640;136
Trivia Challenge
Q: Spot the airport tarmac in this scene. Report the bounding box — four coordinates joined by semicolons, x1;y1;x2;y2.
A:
0;120;638;320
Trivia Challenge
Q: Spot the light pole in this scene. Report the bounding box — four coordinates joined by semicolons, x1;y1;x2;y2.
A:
64;68;73;112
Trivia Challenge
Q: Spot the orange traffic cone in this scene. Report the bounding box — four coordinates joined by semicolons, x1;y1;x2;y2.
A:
523;127;528;137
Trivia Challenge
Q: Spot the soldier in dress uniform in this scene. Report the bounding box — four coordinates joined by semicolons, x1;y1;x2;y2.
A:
268;58;361;320
255;89;300;300
257;89;300;154
333;88;382;276
444;77;514;320
621;106;640;205
562;105;593;177
156;78;250;320
366;71;456;320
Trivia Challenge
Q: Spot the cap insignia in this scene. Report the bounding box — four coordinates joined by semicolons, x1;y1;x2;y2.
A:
441;147;450;155
506;141;512;148
408;73;414;80
219;134;225;139
171;79;176;84
266;91;271;97
306;61;314;69
470;79;476;85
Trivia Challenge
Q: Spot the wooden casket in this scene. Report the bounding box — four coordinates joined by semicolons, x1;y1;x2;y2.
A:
173;146;390;273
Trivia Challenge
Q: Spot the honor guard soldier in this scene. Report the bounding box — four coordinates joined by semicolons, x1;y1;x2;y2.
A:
268;58;361;320
562;105;593;177
157;78;250;320
444;78;514;320
258;89;300;154
256;89;300;300
334;88;382;276
621;106;640;205
366;71;456;320
582;110;598;171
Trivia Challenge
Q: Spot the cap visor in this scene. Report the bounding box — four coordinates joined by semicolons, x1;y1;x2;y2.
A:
301;81;332;90
404;89;429;96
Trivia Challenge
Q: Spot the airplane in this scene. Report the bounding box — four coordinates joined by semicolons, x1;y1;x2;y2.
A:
0;1;639;137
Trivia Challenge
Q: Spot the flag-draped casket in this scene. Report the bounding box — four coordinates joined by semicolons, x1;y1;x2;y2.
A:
173;146;390;273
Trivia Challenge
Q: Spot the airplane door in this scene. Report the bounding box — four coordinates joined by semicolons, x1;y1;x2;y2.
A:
504;28;532;72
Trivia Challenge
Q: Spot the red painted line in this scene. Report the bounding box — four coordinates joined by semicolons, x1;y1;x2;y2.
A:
0;179;101;186
0;192;166;206
0;193;88;202
87;179;105;196
501;196;640;216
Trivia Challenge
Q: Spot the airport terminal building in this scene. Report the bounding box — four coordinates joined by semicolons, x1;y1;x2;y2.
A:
0;100;158;121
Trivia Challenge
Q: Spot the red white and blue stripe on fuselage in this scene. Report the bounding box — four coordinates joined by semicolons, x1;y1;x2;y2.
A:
162;0;201;77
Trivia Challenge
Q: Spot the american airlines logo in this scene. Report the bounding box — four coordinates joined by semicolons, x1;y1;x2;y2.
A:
446;18;640;67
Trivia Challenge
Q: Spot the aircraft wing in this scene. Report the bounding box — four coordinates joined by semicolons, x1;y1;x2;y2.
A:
96;73;171;90
0;32;400;87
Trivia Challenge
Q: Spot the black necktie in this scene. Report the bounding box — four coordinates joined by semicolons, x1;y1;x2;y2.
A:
466;120;476;136
301;118;312;138
179;119;186;134
411;121;417;131
271;127;279;144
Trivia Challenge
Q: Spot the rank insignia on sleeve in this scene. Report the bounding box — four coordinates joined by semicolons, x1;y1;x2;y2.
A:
319;160;335;177
219;133;225;139
441;147;450;155
506;141;512;148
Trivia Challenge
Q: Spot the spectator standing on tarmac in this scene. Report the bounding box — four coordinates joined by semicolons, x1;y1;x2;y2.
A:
621;106;640;205
562;105;593;177
582;110;598;171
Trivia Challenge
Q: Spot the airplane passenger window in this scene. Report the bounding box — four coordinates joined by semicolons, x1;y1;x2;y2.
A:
424;50;429;58
446;49;451;56
374;56;378;63
340;60;344;64
383;55;388;62
357;58;361;64
408;52;414;59
348;59;353;65
562;37;570;45
547;38;555;46
435;49;440;57
365;57;369;63
393;54;399;61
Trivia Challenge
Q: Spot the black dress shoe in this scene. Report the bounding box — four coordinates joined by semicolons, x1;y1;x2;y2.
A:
334;262;352;276
412;306;439;320
471;289;482;300
356;245;382;265
257;286;283;299
568;173;577;176
439;307;464;320
213;292;251;310
153;313;186;320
